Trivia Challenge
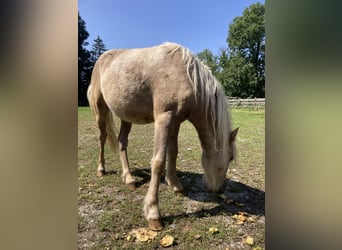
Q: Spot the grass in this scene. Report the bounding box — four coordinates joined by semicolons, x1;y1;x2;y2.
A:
78;107;264;249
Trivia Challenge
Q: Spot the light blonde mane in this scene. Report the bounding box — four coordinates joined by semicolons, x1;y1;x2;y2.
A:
165;42;230;151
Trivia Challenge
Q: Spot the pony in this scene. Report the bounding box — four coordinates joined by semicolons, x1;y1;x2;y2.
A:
87;42;238;231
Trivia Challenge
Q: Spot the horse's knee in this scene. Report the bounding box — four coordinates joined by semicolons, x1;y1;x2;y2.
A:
152;155;166;173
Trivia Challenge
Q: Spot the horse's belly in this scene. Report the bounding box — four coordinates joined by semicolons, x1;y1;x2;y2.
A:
102;82;154;124
110;100;154;124
115;109;154;124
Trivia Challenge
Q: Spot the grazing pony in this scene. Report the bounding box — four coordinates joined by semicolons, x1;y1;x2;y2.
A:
87;42;238;230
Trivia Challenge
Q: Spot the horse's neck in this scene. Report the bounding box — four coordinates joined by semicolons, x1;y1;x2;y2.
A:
191;117;216;156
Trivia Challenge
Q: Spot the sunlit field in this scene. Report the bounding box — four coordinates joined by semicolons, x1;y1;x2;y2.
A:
78;107;264;249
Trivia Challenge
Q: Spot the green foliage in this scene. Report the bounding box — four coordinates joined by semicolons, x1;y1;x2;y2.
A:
223;54;260;98
78;13;92;106
197;49;219;76
78;13;108;106
217;48;229;72
225;3;265;98
228;3;265;59
90;35;107;64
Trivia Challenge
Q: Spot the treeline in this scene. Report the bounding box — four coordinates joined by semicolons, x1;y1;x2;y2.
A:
197;3;265;98
78;3;265;106
78;13;107;106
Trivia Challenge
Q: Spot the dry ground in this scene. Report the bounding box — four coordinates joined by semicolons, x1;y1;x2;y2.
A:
78;107;264;249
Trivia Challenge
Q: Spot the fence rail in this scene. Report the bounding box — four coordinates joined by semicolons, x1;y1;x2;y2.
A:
227;98;265;109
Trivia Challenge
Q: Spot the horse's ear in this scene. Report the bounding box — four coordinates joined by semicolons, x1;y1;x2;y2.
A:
229;127;239;143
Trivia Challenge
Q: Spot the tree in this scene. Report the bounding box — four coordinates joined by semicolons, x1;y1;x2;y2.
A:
222;54;258;98
78;12;92;106
90;35;107;64
217;48;229;72
224;3;265;97
197;49;219;76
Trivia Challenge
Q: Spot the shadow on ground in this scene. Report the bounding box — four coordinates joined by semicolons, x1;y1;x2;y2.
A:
130;167;264;224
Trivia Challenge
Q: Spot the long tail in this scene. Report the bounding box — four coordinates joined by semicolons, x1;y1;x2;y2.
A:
105;110;119;153
87;75;119;154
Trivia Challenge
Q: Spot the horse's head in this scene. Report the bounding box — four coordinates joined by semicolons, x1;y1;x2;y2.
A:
202;127;239;194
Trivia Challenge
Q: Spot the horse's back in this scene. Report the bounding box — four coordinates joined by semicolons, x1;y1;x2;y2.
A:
94;43;195;124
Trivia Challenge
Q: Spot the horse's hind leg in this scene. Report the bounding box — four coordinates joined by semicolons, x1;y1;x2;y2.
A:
96;104;110;177
165;122;184;193
118;120;136;190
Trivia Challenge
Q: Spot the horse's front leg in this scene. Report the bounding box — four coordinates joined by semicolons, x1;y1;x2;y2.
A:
144;111;173;231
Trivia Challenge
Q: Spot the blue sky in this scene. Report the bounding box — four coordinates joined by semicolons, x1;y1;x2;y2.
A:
79;0;264;54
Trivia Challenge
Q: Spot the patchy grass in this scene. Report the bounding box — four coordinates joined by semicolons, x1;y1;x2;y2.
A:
78;107;264;249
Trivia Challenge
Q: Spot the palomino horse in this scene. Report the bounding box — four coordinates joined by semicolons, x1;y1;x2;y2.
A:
87;42;238;231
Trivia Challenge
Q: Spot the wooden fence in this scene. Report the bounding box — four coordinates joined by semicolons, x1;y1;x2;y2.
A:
227;97;265;109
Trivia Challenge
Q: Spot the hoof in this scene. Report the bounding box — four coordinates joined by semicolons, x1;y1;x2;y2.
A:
97;170;105;177
148;219;164;231
126;182;137;191
169;185;184;194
